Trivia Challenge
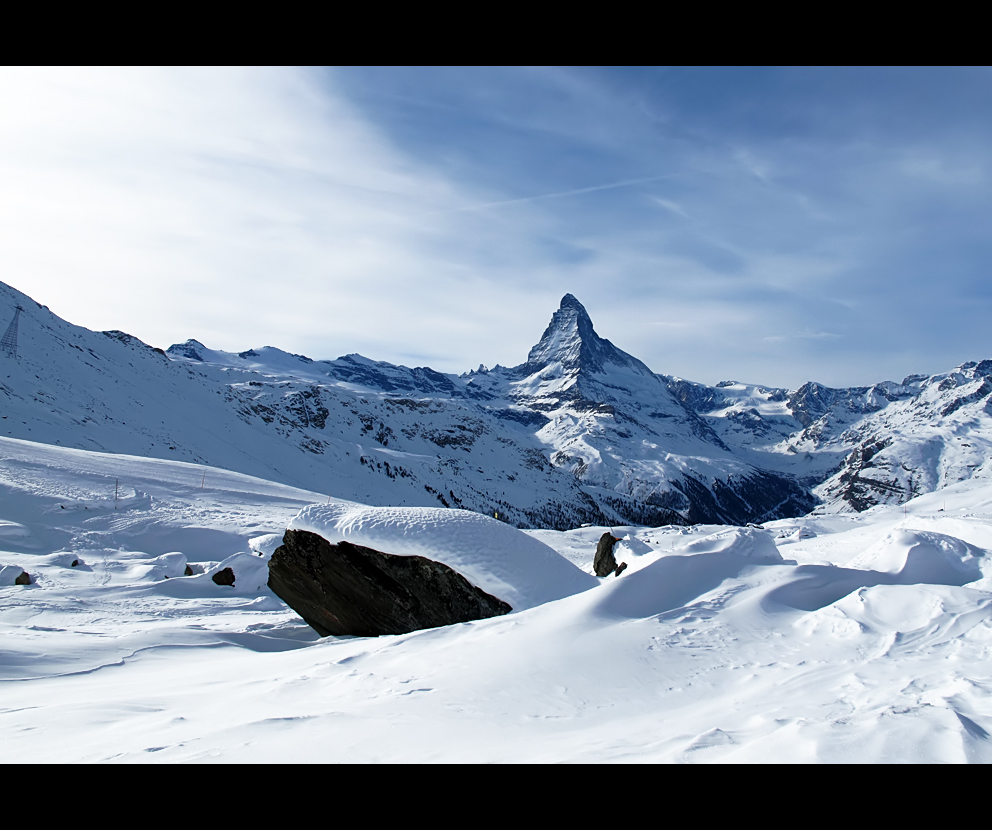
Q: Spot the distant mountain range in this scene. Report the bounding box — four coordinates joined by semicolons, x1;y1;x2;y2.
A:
2;280;990;528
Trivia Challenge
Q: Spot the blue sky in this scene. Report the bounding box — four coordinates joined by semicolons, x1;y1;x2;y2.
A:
2;67;990;388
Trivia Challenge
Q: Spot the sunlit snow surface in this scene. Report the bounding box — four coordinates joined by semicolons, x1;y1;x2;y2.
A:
3;436;992;763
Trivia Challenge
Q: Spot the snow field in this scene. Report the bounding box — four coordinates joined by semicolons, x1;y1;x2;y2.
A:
2;437;992;762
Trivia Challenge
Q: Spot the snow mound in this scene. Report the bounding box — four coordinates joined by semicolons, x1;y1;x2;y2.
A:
593;527;783;620
0;520;30;539
848;529;984;585
0;564;26;586
150;552;188;579
101;552;188;583
209;552;271;593
680;527;784;563
779;525;816;542
615;534;654;558
249;533;283;558
288;503;597;610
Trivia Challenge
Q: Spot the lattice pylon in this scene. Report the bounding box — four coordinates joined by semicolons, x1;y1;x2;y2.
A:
1;305;23;359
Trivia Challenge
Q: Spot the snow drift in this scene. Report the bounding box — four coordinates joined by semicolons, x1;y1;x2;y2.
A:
849;528;985;585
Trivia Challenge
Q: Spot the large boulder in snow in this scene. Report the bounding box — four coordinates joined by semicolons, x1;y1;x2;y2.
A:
594;532;620;577
268;530;512;637
287;503;597;611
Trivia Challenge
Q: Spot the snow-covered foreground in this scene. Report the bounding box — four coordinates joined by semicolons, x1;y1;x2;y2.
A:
3;436;992;763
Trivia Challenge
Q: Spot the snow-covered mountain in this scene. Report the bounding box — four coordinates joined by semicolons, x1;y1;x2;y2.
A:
666;364;992;513
459;295;813;523
1;279;989;525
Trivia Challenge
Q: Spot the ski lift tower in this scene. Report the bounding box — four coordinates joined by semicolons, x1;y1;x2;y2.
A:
1;305;23;360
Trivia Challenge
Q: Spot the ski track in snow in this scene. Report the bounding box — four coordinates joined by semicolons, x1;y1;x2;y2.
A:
2;437;992;762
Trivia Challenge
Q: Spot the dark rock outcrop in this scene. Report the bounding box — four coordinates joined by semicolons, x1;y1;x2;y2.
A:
594;533;620;577
14;570;30;585
166;339;206;361
184;564;194;576
267;529;512;637
212;567;235;586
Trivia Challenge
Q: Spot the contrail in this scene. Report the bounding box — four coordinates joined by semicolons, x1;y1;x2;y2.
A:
443;174;682;214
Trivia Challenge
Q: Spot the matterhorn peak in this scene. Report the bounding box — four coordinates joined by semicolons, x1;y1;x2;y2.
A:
523;294;646;376
558;293;586;312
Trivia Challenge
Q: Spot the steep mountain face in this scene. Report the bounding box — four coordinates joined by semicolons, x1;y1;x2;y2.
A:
469;295;813;523
1;279;986;526
521;293;647;376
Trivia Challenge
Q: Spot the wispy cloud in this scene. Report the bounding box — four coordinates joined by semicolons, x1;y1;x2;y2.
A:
0;68;556;371
650;197;690;219
442;174;683;214
4;67;992;388
900;153;984;186
763;332;842;343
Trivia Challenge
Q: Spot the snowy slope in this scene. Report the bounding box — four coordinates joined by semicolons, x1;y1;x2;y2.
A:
667;364;992;514
0;282;811;527
3;277;991;524
0;282;610;528
811;362;992;512
3;437;992;763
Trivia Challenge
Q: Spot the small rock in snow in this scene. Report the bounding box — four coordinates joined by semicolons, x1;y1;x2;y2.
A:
212;567;235;587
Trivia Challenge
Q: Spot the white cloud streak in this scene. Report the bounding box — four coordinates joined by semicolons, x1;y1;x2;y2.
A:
763;332;842;343
4;67;991;390
441;174;683;213
0;67;559;371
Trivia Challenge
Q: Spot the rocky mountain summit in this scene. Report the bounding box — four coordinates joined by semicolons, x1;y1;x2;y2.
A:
1;280;990;527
